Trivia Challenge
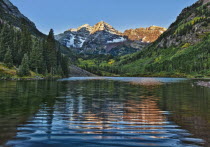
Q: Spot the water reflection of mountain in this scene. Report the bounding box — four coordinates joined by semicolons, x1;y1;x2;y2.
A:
123;98;166;124
64;97;167;134
1;79;209;146
57;80;208;146
8;80;200;146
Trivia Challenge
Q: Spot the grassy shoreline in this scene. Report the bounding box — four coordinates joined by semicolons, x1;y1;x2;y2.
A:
0;74;62;81
0;63;62;81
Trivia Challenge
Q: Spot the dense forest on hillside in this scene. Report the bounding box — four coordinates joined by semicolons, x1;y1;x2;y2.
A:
115;1;210;77
0;22;70;79
116;34;210;77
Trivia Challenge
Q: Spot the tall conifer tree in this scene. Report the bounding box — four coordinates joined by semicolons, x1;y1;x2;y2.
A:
18;54;30;76
4;47;13;68
46;29;57;74
30;40;44;73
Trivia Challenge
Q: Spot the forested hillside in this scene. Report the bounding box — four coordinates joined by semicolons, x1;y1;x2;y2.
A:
0;0;71;79
0;23;70;79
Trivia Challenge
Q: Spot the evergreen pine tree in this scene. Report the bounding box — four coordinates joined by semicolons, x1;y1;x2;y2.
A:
0;24;12;61
48;29;55;40
13;31;22;66
0;22;3;30
57;65;63;76
30;40;44;73
4;47;13;68
19;26;32;60
46;29;57;75
61;55;70;77
18;54;30;77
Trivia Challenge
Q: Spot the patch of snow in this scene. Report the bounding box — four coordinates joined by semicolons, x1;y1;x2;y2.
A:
66;34;75;47
107;37;126;43
78;37;86;48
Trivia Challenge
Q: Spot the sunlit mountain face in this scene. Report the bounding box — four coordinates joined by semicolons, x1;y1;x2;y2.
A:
55;21;166;56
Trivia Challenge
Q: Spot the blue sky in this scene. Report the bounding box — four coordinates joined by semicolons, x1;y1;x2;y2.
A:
10;0;197;35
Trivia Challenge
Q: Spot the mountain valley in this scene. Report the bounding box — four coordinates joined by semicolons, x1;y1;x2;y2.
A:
0;0;210;78
75;0;210;77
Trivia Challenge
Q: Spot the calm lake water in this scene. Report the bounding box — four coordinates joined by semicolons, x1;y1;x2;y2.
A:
0;77;210;147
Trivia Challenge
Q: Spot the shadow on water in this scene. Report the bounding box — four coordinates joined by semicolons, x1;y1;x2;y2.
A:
0;78;209;146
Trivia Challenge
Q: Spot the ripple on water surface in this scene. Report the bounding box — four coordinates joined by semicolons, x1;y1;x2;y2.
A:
0;78;207;147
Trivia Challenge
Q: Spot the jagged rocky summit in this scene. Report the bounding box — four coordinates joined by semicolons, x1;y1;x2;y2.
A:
55;21;166;56
124;26;167;43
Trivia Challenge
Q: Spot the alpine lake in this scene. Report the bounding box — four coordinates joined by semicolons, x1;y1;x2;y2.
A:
0;77;210;147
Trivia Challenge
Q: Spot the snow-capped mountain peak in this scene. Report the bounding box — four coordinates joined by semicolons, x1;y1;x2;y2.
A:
55;21;166;55
55;21;126;50
67;21;122;35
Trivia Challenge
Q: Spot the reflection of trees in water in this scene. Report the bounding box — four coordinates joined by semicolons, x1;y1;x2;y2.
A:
158;82;210;146
47;81;205;146
1;79;209;146
50;81;210;146
0;81;59;146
